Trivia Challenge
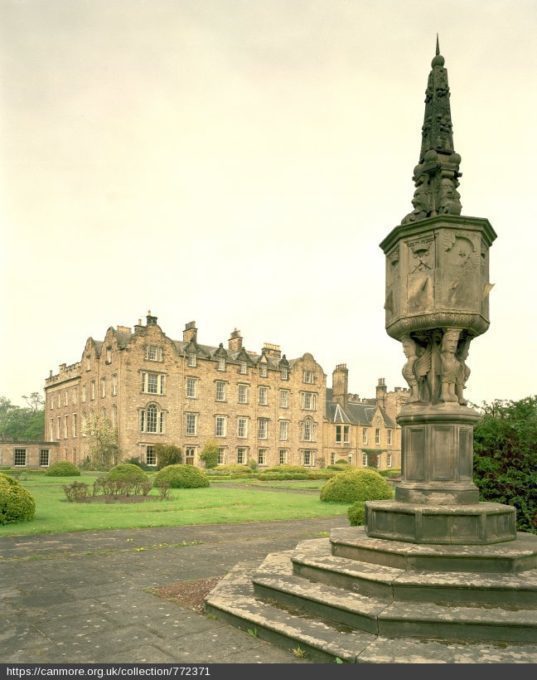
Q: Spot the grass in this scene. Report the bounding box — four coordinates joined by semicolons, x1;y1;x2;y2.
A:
0;472;348;537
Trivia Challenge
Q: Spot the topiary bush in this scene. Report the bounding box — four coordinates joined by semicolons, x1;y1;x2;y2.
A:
46;461;81;477
335;459;350;465
348;501;366;526
320;469;393;504
106;463;149;483
0;473;36;524
154;464;210;489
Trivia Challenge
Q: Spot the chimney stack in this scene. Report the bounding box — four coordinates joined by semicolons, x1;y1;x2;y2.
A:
262;342;281;360
332;364;348;407
376;377;387;408
228;329;243;352
183;321;197;344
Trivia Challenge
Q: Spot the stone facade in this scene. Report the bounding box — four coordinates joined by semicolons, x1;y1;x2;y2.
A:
0;439;59;469
44;315;327;469
324;366;408;470
43;316;407;470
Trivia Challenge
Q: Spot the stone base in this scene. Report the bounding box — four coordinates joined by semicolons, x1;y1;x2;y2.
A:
205;530;537;662
366;500;517;545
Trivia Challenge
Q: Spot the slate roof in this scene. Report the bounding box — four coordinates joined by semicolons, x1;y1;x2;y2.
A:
325;390;394;428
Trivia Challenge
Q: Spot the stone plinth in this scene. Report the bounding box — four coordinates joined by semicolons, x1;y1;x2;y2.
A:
396;404;481;504
365;500;517;545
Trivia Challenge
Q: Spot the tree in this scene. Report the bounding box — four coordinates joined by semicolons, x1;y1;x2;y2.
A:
473;396;537;533
84;413;120;470
199;441;219;469
154;444;183;470
0;395;45;441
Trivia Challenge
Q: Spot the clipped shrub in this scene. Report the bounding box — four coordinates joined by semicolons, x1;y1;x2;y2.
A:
327;464;350;471
124;456;153;472
247;458;258;471
208;464;253;476
320;469;393;504
106;463;149;483
335;459;350;465
46;461;81;477
263;465;309;474
348;501;366;526
257;472;310;481
154;464;210;489
0;473;36;524
63;481;89;502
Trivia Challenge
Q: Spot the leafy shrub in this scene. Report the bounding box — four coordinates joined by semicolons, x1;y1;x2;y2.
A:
320;469;393;504
335;459;350;465
257;472;310;480
327;464;350;471
157;481;171;500
63;481;89;502
263;465;309;474
247;458;258;471
106;463;149;483
46;461;81;477
154;464;210;489
124;456;153;472
377;468;401;479
0;473;36;524
199;441;219;469
474;397;537;533
348;501;366;526
92;476;152;497
208;464;253;476
154;444;183;470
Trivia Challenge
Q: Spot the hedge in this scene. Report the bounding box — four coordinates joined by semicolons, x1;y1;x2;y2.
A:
46;461;81;477
154;464;210;489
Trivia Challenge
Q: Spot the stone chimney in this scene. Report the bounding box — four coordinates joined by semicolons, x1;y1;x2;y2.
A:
146;310;158;326
332;364;348;407
117;325;131;334
183;321;197;344
262;342;281;360
376;377;387;408
228;329;243;352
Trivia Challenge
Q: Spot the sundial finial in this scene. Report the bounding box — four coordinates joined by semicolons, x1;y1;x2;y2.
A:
436;33;440;56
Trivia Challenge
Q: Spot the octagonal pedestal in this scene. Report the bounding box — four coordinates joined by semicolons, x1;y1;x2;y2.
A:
366;500;517;545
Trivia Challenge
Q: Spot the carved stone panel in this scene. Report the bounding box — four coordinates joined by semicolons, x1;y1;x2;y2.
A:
407;236;435;313
431;425;455;480
404;426;426;481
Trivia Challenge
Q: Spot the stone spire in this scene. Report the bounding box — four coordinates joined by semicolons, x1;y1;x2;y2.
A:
402;37;462;225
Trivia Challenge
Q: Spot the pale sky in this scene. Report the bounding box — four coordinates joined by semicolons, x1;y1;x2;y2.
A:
1;0;536;407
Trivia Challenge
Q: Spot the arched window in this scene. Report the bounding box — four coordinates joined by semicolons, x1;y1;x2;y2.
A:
140;403;164;433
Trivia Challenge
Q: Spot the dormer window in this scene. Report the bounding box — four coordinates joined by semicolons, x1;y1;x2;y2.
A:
106;347;112;364
188;353;197;368
217;357;226;371
281;367;289;380
303;370;314;384
260;364;268;378
239;361;247;375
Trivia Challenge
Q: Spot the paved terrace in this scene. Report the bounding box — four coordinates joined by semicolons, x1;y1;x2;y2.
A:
0;516;348;664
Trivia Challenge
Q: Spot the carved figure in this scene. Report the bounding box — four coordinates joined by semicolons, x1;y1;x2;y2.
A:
414;343;432;402
438;177;462;215
440;329;462;403
401;336;420;402
456;336;471;405
402;175;431;224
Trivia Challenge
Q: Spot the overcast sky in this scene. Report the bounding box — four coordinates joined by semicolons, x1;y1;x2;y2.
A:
1;0;536;407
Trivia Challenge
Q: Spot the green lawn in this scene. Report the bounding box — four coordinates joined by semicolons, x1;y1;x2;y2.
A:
0;472;348;537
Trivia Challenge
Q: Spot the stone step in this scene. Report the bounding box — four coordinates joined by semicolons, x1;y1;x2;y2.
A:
205;559;537;663
254;548;537;643
205;560;376;663
330;527;537;573
292;538;537;607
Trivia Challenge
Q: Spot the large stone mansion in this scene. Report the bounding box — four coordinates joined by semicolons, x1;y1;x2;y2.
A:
1;315;408;470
